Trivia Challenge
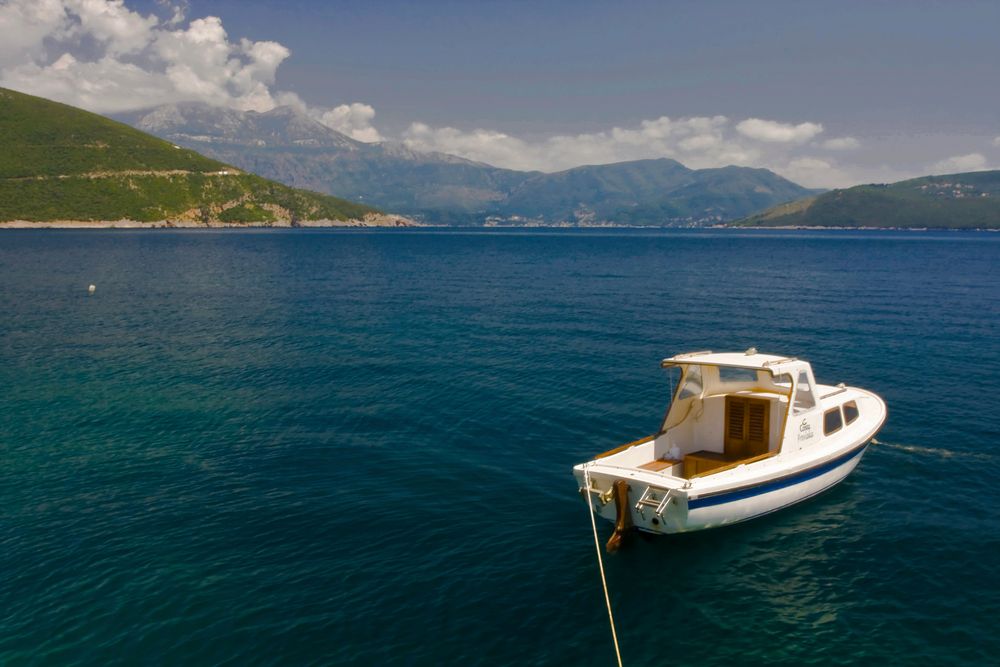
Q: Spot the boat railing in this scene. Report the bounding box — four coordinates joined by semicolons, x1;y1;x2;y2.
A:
594;434;655;459
821;383;848;399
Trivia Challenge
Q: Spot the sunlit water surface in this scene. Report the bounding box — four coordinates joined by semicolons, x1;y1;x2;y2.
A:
1;228;997;665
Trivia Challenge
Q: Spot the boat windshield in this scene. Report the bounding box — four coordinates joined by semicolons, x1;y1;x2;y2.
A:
676;366;703;400
793;370;817;413
717;366;757;384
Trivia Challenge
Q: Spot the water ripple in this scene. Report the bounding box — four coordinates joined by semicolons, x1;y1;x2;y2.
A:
0;229;997;665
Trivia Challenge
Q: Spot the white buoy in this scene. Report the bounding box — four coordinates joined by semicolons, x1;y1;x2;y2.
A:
88;284;96;294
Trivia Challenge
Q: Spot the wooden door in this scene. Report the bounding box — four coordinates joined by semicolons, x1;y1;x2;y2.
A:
725;396;770;459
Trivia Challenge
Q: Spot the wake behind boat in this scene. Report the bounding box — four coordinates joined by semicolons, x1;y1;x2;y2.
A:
575;350;887;550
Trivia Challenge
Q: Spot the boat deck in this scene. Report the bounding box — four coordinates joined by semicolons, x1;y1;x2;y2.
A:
637;458;680;472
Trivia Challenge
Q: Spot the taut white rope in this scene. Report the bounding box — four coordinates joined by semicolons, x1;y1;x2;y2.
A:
583;465;623;667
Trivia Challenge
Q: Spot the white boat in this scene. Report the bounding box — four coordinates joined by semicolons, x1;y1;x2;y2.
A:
574;350;886;550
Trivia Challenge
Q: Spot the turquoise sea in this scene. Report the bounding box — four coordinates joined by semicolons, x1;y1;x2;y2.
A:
1;228;998;665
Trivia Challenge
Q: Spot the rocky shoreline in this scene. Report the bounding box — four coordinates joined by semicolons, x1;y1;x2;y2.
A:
0;213;416;229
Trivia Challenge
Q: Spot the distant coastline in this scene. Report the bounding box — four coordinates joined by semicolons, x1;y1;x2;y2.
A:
0;213;417;229
453;222;999;231
716;224;1000;232
5;220;997;231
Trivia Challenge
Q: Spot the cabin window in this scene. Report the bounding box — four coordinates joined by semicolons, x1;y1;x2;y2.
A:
767;373;793;395
677;366;703;400
718;367;757;385
793;371;816;413
772;373;792;388
843;401;860;424
823;407;843;435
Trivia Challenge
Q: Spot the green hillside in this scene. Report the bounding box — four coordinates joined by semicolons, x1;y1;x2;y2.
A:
0;88;378;224
734;171;1000;229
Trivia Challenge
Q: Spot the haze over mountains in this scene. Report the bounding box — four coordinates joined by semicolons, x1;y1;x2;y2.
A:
118;103;818;226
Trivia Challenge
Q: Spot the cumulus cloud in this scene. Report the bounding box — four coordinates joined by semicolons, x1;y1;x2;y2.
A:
0;0;71;66
404;123;527;166
269;91;382;142
735;118;824;143
72;0;158;56
0;0;377;139
0;1;286;112
400;114;873;186
318;103;381;142
403;115;768;173
929;153;989;174
821;136;860;150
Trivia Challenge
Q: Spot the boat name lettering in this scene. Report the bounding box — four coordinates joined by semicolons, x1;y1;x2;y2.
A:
798;419;814;441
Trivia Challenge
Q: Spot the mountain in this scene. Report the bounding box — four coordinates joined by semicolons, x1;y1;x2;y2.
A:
501;161;815;225
0;88;397;226
733;171;1000;229
118;103;817;226
118;102;529;224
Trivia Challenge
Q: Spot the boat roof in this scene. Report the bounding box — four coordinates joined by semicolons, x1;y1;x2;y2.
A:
660;350;808;376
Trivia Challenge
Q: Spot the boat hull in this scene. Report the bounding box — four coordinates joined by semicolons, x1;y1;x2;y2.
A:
684;441;868;531
575;440;872;535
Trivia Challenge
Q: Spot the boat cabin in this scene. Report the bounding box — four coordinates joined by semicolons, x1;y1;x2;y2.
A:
598;350;826;480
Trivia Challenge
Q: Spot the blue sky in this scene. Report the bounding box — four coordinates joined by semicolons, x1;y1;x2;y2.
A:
2;0;999;186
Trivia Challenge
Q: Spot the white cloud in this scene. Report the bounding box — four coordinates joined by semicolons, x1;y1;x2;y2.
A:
268;92;382;142
0;0;70;66
318;103;382;142
736;118;824;143
821;136;860;150
403;123;532;168
402;115;770;173
0;1;289;112
929;153;989;174
400;114;878;187
70;0;157;56
993;136;1000;148
0;0;375;136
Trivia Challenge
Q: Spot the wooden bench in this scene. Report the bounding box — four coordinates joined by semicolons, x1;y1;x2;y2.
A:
683;451;734;478
638;458;681;472
685;450;776;479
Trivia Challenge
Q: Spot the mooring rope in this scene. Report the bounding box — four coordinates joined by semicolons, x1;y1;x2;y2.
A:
583;465;624;667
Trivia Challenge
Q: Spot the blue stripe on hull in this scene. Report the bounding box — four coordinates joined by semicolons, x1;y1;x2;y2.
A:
687;443;869;510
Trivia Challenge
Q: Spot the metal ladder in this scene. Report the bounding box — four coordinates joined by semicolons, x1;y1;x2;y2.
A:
635;485;673;516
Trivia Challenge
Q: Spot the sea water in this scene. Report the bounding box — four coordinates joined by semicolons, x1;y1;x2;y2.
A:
0;228;997;665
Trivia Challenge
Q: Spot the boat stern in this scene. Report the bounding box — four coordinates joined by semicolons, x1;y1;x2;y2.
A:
575;462;691;541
